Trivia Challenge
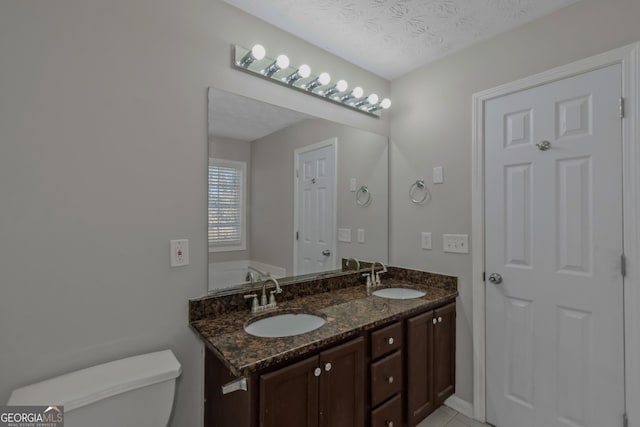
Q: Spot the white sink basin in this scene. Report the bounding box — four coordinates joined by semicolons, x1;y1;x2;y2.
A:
373;287;426;300
244;313;326;338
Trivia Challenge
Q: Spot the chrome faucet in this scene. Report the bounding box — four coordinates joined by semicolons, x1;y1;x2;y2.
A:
371;261;387;286
245;271;256;286
345;257;361;272
244;277;282;313
247;266;269;280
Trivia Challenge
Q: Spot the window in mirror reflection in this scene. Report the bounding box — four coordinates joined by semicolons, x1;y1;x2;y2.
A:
208;158;246;252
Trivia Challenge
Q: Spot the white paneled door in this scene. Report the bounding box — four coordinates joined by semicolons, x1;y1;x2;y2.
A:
295;140;336;275
485;64;624;427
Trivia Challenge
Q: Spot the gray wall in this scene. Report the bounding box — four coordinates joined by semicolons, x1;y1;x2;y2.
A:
389;0;640;404
4;0;639;421
251;119;388;275
0;1;388;426
208;136;252;263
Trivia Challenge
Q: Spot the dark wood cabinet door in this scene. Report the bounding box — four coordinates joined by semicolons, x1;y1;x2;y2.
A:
204;348;256;427
406;310;435;427
260;355;320;427
433;302;456;405
319;337;366;427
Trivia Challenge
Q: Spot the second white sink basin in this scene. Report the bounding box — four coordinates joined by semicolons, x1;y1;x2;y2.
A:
373;287;426;300
245;313;326;338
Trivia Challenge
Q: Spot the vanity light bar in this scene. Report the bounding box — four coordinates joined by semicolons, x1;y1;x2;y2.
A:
233;44;391;117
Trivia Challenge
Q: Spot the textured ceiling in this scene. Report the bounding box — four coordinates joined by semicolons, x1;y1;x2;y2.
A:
208;88;313;142
225;0;580;79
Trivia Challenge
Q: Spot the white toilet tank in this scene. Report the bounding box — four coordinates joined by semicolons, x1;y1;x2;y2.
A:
7;349;181;427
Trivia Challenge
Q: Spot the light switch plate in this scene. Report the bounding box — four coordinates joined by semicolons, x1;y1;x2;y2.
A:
443;234;469;253
433;166;444;184
357;228;365;243
170;239;189;266
421;232;432;250
338;228;352;242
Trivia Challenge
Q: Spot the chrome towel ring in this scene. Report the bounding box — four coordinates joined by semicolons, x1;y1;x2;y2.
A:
409;179;430;205
356;185;372;207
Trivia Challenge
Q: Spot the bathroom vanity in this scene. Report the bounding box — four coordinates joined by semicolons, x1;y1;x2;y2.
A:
190;267;457;427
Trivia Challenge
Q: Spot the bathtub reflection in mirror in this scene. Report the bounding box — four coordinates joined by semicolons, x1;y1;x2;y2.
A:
208;87;388;293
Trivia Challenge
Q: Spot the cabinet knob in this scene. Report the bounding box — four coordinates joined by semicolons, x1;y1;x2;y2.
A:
432;318;437;325
387;376;394;384
386;421;394;427
438;316;443;323
314;368;321;377
388;337;394;345
325;362;332;372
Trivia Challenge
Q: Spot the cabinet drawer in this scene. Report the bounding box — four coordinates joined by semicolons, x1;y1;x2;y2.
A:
371;322;402;359
371;351;402;407
371;393;402;427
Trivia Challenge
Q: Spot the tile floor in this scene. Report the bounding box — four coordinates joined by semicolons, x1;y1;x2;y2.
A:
416;405;492;427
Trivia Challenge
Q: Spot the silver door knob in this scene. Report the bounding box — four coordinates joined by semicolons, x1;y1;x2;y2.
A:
322;249;331;256
388;337;394;345
387;376;394;384
488;273;503;284
432;318;437;325
386;422;394;427
438;317;443;323
314;368;321;377
325;362;332;372
536;140;552;151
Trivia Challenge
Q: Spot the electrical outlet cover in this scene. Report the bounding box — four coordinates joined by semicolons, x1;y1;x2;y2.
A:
170;239;189;266
443;234;469;254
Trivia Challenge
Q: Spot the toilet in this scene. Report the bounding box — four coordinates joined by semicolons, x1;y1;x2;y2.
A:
7;349;181;427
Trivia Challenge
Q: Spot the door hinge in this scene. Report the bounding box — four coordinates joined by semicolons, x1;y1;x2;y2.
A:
296;169;299;178
622;254;627;277
296;231;299;241
623;412;628;427
482;272;486;282
620;97;625;119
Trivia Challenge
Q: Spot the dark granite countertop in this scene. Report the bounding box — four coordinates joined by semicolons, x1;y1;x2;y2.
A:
190;279;457;377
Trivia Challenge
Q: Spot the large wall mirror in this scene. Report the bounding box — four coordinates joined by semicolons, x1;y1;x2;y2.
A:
208;87;388;293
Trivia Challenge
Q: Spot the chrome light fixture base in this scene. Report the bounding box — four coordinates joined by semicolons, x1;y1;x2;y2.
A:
232;45;390;118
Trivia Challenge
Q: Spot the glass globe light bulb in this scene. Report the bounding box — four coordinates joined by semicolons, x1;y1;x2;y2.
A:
251;44;266;60
298;64;311;78
318;72;331;85
336;80;348;92
276;54;289;69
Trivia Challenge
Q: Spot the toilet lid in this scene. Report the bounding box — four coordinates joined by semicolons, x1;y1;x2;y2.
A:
7;350;181;411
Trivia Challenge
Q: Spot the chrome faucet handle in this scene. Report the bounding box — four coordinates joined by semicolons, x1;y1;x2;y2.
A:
269;290;277;305
244;294;259;312
375;271;383;286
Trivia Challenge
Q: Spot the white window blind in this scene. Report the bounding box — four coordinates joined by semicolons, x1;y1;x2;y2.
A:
208;158;246;251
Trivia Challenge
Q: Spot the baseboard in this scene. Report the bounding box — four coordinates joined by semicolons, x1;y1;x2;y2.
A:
445;394;475;419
